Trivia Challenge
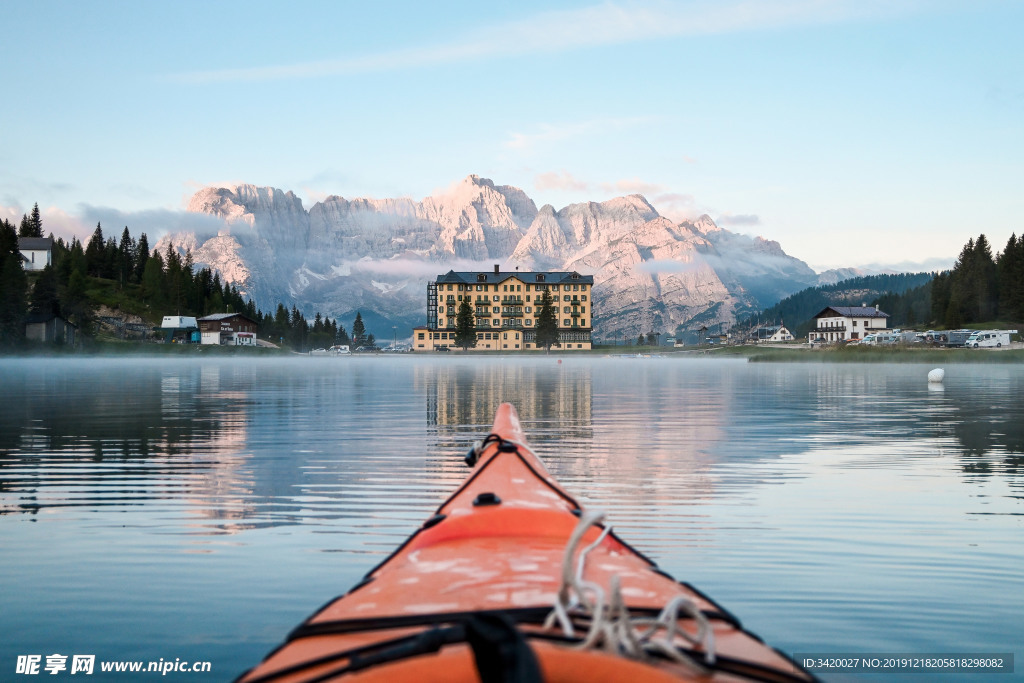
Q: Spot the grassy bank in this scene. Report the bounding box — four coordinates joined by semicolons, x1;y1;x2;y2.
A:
709;344;1024;363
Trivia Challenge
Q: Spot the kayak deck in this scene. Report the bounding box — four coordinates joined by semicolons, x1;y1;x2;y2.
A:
238;403;816;682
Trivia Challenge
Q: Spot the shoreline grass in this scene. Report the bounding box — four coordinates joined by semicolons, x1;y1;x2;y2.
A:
705;344;1024;363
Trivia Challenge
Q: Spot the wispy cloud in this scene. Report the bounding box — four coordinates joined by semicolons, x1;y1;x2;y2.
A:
534;170;590;192
77;204;229;241
716;212;760;226
171;0;917;84
504;116;653;151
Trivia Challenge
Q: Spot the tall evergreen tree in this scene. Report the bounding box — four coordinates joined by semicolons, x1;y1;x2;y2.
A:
84;223;105;277
0;219;28;345
997;233;1024;321
29;264;60;315
335;321;350;346
141;253;167;310
352;312;366;347
133;233;150;283
18;206;43;238
534;290;559;351
30;204;42;237
118;226;135;286
454;300;477;350
62;268;93;332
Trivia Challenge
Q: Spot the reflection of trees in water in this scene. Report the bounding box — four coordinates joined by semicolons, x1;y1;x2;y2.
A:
0;364;251;517
951;397;1024;489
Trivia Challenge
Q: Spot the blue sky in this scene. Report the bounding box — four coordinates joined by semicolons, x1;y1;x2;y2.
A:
2;0;1022;270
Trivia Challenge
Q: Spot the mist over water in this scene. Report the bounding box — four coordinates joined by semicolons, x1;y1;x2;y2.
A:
1;356;1021;681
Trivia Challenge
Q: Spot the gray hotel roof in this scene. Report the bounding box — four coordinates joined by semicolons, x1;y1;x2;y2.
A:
817;306;890;318
436;269;594;285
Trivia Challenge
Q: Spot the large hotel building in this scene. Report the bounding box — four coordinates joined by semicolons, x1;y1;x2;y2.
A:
414;265;595;351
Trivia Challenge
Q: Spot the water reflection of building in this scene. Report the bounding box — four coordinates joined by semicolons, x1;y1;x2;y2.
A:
418;361;593;433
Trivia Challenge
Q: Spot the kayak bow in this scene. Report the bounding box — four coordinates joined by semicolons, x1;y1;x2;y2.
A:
238;403;816;682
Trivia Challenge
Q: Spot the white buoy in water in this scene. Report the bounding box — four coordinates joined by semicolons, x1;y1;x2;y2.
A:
928;368;945;383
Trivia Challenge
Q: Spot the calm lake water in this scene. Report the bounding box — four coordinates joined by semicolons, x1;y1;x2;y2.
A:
1;355;1021;681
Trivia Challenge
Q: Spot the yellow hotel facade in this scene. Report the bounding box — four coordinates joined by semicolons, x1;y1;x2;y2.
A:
414;265;595;351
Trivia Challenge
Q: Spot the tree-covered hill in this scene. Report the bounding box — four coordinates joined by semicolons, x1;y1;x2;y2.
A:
0;217;368;352
735;272;935;338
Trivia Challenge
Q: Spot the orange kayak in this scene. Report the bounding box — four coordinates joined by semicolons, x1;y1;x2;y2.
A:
238;403;816;682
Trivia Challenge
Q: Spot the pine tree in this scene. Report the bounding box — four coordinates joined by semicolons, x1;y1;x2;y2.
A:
352;312;366;348
454;300;477;350
997;233;1024;321
535;290;559;351
18;206;42;238
273;304;289;342
336;322;350;346
118;226;135;287
30;264;60;315
84;223;105;277
0;219;28;345
141;253;167;310
30;204;42;237
62;268;93;332
133;233;150;283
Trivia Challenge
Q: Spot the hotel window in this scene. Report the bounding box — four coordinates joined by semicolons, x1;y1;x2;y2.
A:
525;319;532;326
492;320;499;326
581;320;586;326
564;319;570;326
581;295;587;302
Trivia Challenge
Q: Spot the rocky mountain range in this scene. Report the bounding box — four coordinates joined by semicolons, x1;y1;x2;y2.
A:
158;175;834;340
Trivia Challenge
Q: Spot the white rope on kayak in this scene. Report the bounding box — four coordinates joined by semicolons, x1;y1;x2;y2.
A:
545;509;717;672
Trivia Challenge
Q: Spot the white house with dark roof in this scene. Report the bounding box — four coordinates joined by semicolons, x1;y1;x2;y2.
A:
18;237;53;271
810;305;890;343
753;325;795;343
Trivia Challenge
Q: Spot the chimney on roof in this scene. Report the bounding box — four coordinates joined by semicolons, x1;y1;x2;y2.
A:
875;304;879;312
494;264;499;274
861;302;866;307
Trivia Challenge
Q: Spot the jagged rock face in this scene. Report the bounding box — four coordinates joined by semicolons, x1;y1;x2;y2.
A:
173;175;818;340
420;175;536;259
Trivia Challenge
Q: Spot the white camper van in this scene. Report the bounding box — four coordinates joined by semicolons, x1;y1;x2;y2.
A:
965;330;1016;348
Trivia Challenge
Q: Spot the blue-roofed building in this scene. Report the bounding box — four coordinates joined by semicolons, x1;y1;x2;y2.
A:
416;264;595;351
810;305;890;343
